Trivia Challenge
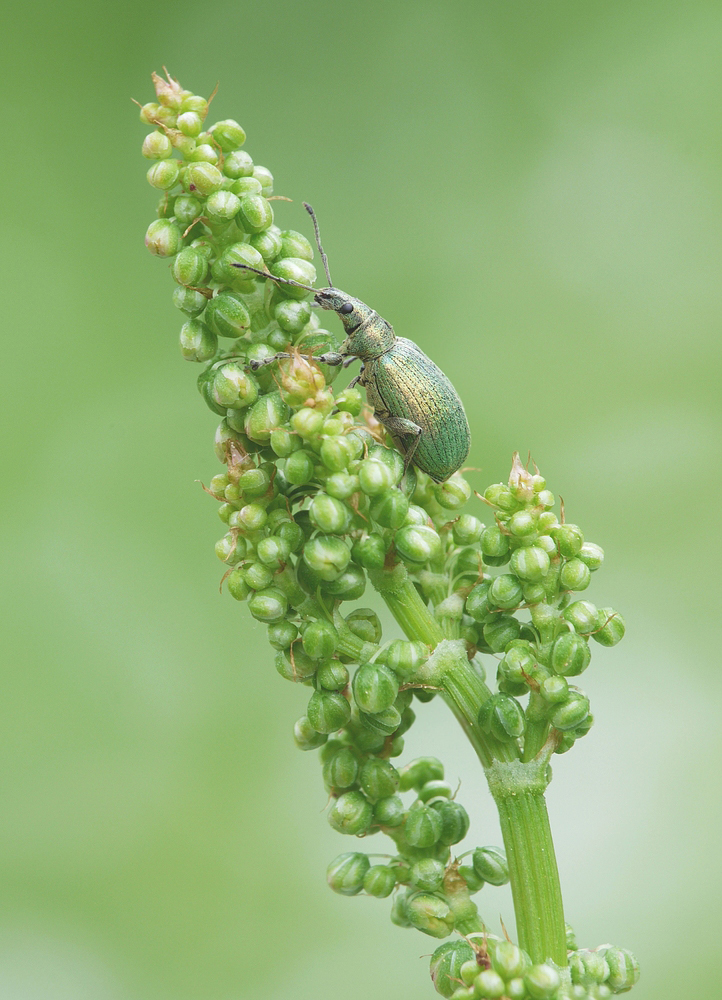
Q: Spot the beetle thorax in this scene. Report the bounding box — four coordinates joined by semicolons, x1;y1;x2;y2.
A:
315;288;396;360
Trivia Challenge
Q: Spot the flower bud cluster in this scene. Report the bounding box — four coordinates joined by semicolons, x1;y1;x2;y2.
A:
139;74;636;995
430;936;638;1000
326;755;510;937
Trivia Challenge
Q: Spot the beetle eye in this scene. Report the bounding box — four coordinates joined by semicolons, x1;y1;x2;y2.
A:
339;302;354;314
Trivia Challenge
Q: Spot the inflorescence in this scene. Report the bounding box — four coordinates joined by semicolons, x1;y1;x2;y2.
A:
138;71;639;1000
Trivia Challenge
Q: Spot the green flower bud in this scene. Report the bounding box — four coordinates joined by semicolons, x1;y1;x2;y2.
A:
226;567;250;601
491;940;526;981
358;706;401;737
579;542;604;571
563;600;599;634
180;318;217;361
273;298;311;334
175;110;201;136
417;780;452;803
371;489;410;529
171;247;207;286
431;799;470;846
551;631;591;676
506;978;526;1000
540;674;569;703
458;865;484;893
277;520;304;553
146;159;180;190
275;647;317;682
323;746;359;789
253;165;273;198
266;259;316;303
267;428;295;458
142;130;173;159
481;524;510;562
356;459;394;496
510;546;551;582
382;639;428;678
248;586;288;623
499;641;535;684
267;620;298;650
580;951;610;984
214;532;245;564
309;493;352;534
307;690;351;734
549;691;590;731
241;561;274;590
592;609;626;646
211;241;265;287
223;150;254;178
212;365;259;411
327;851;370;895
472;847;509;885
560;558;592;592
293;715;328;750
345;608;382;644
322;563;366;601
390;892;412;928
507;510;537;537
489;574;524;611
395;524;442;564
452;514;484;546
236;193;273;234
473;969;506;998
373;794;405;827
524;963;561;999
237;467;271;498
189;143;218;163
256;535;291;569
301;620;338;660
303;535;351;581
363;864;397;898
249;227;283;263
278;228;314;261
604;947;639;992
359;758;399;801
434;474;471;510
552;523;584;558
465;581;493;624
406;892;454;938
482;615;522;653
328;790;373;835
232;177;263;198
185;160;222;195
405;803;443;847
290;407;325;439
208;118;246;151
205;192;240;225
410;857;445;892
284;449;316;485
172;286;207;315
478;693;525;742
139;101;161;124
353;663;399;714
314;662;349;694
399;757;444;791
335;386;364;415
565;923;578;951
244;391;290;443
351;533;387;570
145;218;182;257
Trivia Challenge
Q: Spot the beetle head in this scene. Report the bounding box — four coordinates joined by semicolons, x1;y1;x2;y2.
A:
315;287;395;359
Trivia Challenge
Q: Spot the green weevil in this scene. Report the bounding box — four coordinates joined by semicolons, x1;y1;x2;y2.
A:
232;204;470;483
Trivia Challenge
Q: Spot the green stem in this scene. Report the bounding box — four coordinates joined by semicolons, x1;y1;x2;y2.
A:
486;760;567;965
368;565;443;647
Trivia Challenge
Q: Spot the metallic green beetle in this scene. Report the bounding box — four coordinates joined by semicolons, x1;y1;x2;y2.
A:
233;205;471;483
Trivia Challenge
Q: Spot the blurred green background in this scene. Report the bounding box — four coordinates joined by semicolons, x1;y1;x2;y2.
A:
2;1;720;997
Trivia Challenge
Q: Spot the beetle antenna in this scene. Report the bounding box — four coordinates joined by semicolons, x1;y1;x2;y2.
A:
231;262;318;293
303;202;333;287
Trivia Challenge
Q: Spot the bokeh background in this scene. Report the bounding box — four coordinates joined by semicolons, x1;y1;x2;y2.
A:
2;1;721;997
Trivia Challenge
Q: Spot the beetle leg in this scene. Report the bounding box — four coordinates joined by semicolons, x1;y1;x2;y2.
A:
341;355;359;368
248;352;291;370
348;362;365;389
378;415;423;473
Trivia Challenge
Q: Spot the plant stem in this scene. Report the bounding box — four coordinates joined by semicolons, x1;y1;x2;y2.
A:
370;563;567;968
486;760;567;965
